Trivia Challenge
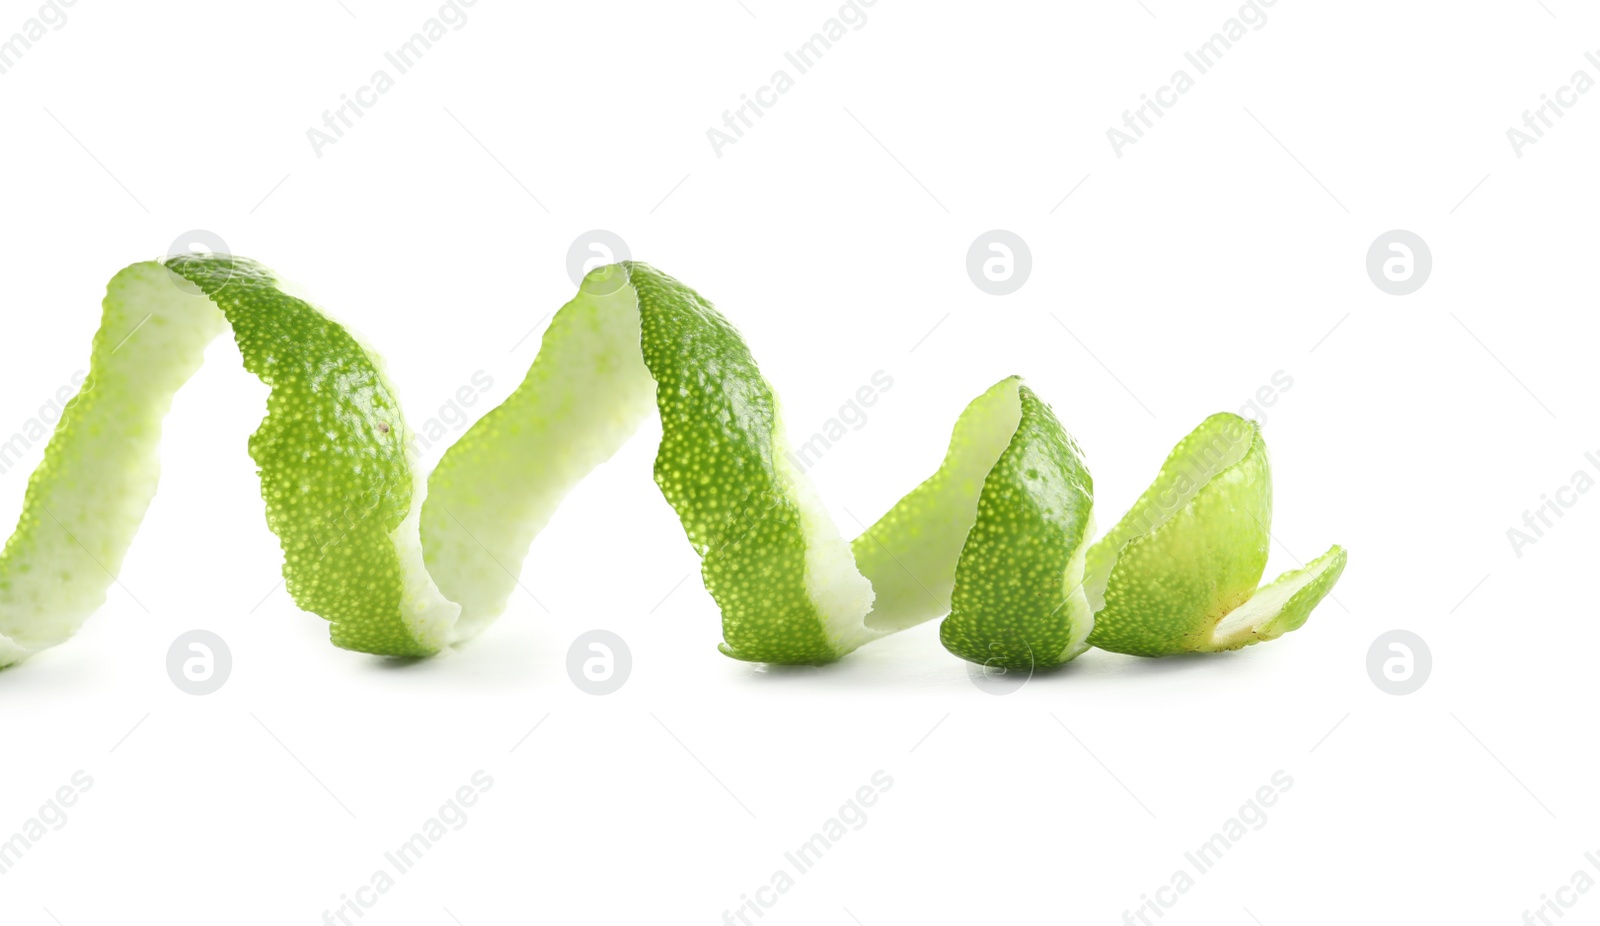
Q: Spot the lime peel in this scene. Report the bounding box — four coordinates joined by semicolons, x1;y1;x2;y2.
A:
0;258;1346;671
1085;413;1346;657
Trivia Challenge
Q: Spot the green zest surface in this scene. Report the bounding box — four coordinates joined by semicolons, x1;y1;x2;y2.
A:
0;257;1346;672
939;382;1094;671
1085;414;1347;656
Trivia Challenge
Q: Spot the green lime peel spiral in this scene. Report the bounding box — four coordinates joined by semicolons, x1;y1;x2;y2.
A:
0;257;1344;671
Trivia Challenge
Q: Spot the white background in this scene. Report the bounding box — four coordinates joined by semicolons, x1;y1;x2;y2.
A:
0;1;1595;923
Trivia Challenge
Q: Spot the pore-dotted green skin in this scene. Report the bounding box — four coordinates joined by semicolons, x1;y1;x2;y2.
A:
1086;413;1268;655
939;384;1095;671
0;255;1349;672
167;256;442;657
423;273;1053;666
850;378;1026;635
630;264;843;665
0;257;447;665
1086;413;1342;656
424;262;873;665
1221;544;1347;648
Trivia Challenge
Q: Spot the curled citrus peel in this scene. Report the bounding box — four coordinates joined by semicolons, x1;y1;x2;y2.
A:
1083;413;1347;657
0;257;1344;671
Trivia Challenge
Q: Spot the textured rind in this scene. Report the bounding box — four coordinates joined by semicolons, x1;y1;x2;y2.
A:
850;378;1024;634
166;255;443;657
0;256;1346;671
1084;413;1346;656
1240;545;1347;647
629;263;847;665
1086;413;1269;656
939;383;1095;671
